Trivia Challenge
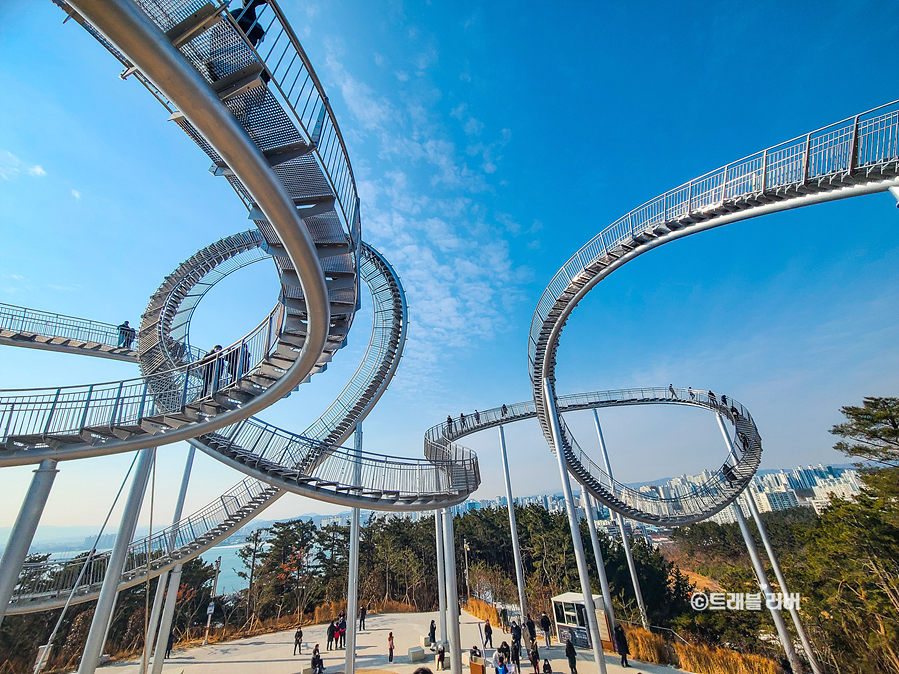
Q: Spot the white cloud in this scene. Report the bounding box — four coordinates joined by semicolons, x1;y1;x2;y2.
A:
71;189;81;200
374;52;386;68
459;73;471;82
1;149;46;181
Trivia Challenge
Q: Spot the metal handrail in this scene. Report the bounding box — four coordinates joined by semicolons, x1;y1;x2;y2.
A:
0;305;283;445
528;100;899;369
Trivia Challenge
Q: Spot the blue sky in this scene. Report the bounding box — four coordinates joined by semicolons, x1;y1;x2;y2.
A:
1;0;898;533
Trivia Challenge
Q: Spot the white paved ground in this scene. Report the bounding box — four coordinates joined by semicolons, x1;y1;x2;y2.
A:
99;610;682;674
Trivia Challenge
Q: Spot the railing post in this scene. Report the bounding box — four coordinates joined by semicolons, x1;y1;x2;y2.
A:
78;386;94;433
802;133;812;183
137;382;148;420
108;382;124;427
848;115;860;171
761;149;768;192
42;390;62;437
3;403;15;440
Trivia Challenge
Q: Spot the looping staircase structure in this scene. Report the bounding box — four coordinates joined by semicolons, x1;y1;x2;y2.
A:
529;101;899;523
426;386;759;525
0;0;481;616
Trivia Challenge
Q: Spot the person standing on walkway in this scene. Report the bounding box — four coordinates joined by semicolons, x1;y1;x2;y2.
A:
437;643;446;670
326;620;335;651
429;619;437;647
294;627;303;655
528;640;540;674
614;624;630;668
484;618;494;648
359;604;367;631
500;607;509;632
539;612;552;648
339;615;347;648
388;631;395;662
525;614;536;646
565;638;578;674
511;621;522;655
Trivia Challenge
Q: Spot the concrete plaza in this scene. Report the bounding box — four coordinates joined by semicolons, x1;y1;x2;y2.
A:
99;610;685;674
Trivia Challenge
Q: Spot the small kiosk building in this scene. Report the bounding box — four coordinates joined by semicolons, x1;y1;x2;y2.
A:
551;592;614;651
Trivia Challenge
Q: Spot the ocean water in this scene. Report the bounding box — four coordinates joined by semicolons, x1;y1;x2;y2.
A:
199;543;247;596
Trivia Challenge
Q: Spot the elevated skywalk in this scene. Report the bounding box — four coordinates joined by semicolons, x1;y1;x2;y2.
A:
0;304;140;363
528;101;899;523
427;387;759;525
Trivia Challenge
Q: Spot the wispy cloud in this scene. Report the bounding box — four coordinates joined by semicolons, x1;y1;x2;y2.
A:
71;189;81;200
0;149;46;181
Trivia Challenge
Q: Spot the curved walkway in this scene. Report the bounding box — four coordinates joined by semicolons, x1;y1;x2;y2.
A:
528;101;899;522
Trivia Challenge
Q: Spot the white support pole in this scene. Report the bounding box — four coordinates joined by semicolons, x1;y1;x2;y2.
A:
150;564;182;674
0;459;58;628
498;425;528;624
592;409;649;629
544;382;607;674
435;509;447;645
149;444;197;674
579;490;616;631
78;447;155;674
716;416;820;674
442;509;462;674
143;446;196;670
345;424;362;674
714;416;804;674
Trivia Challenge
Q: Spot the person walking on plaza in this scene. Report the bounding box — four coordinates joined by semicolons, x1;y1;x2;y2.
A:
525;614;536;647
388;631;395;662
540;612;552;647
614;624;630;668
500;606;509;632
565;638;578;674
311;645;324;674
359;604;367;631
339;616;347;648
294;627;303;655
429;619;437;647
511;620;522;654
484;618;494;647
528;640;540;674
510;635;521;671
326;620;335;651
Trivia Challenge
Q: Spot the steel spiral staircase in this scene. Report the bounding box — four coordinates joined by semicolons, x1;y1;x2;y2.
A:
0;0;481;616
529;101;899;523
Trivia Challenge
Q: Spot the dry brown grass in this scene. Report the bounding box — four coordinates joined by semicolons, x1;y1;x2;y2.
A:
674;641;781;674
622;626;672;665
465;597;500;626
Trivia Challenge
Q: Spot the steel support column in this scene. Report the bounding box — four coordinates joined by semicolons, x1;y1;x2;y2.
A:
78;447;155;674
715;417;803;673
345;425;362;674
592;409;648;628
0;459;58;627
435;508;447;645
150;564;182;674
498;425;528;625
579;490;616;632
145;445;196;670
544;382;607;674
716;415;820;674
442;509;462;674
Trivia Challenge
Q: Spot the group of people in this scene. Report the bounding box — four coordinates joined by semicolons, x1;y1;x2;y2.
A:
481;611;633;674
198;343;252;396
325;611;348;650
